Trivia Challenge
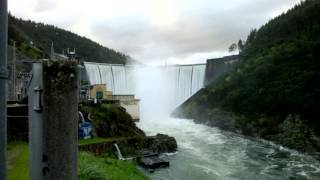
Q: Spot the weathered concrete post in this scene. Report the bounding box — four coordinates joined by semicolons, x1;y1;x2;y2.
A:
0;0;8;179
29;60;78;180
12;41;16;101
29;62;43;180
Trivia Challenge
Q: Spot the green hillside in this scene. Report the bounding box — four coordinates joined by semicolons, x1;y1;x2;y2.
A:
8;14;134;64
173;0;320;154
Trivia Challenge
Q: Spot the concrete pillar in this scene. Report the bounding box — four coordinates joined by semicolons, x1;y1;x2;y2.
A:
0;0;8;179
29;62;43;180
29;60;78;180
12;41;16;101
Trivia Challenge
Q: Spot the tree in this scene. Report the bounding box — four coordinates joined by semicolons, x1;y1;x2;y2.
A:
228;43;238;52
238;39;244;52
245;29;257;48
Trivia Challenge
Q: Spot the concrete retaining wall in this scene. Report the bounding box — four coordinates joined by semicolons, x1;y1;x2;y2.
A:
204;55;239;86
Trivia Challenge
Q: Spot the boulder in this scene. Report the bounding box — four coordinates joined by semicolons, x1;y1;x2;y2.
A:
117;134;177;157
79;134;178;158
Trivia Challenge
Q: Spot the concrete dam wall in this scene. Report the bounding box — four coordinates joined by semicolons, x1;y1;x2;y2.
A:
83;62;206;108
84;55;239;109
204;55;239;86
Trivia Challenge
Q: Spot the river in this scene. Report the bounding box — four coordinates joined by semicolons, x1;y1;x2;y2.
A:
137;118;320;180
132;66;320;180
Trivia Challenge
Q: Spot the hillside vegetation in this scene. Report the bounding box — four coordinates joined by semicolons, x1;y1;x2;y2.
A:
8;14;133;64
173;0;320;154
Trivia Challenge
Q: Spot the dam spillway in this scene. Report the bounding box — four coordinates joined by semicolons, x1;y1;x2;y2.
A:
84;63;130;95
84;62;206;107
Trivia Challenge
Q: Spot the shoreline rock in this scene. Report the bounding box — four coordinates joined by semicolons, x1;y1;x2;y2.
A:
79;134;178;158
80;104;178;158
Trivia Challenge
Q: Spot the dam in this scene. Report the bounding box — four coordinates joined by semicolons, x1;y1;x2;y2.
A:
84;55;239;108
84;62;207;108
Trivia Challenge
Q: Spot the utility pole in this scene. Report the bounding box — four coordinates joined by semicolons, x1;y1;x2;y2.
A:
0;0;8;179
12;41;16;101
50;42;54;60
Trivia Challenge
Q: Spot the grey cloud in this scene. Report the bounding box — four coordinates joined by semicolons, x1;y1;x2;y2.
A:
11;0;299;63
90;0;299;62
34;0;57;12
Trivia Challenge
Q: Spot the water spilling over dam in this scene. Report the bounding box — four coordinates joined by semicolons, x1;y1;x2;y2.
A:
84;62;206;107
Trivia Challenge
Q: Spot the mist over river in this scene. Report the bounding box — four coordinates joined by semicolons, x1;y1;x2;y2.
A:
133;66;320;180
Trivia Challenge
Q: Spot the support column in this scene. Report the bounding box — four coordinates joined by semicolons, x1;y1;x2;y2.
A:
29;60;78;180
0;0;8;179
42;60;78;180
12;41;16;101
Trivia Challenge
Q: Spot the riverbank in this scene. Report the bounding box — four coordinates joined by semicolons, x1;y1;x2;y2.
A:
79;104;177;157
6;103;177;179
173;99;320;159
7;142;148;180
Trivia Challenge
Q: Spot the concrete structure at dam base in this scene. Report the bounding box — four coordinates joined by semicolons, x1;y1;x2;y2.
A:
87;84;140;121
204;55;239;86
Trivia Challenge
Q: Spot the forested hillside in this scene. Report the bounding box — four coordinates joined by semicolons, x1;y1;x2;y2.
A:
8;14;133;64
173;0;320;154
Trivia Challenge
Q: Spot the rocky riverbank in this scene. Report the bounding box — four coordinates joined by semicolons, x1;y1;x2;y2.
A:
79;134;177;158
173;103;320;158
80;104;178;157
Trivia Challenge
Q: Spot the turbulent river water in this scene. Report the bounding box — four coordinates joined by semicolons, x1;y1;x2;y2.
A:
131;66;320;180
137;118;320;180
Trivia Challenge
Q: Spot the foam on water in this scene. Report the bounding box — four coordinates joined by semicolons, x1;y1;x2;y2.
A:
138;117;320;179
133;66;320;180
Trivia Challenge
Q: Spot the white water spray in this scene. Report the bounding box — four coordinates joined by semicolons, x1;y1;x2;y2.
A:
113;144;123;160
84;62;206;107
134;66;173;123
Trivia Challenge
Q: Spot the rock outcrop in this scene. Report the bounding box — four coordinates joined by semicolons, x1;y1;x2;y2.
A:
79;105;178;158
118;134;177;157
80;105;145;138
79;134;177;158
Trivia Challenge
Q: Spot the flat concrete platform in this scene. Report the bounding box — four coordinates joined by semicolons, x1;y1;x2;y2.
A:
139;155;170;171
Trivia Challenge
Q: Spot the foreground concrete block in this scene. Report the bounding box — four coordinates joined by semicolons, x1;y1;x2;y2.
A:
29;60;78;180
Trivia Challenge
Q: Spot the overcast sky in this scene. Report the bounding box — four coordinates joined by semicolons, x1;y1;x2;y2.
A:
9;0;301;65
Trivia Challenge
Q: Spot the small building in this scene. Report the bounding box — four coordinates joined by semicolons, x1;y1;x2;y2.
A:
88;84;140;121
88;84;113;100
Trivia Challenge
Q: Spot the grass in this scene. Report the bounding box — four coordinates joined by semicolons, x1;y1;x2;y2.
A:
78;137;134;146
79;137;113;145
7;142;29;180
18;42;43;59
79;152;148;180
7;142;149;180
